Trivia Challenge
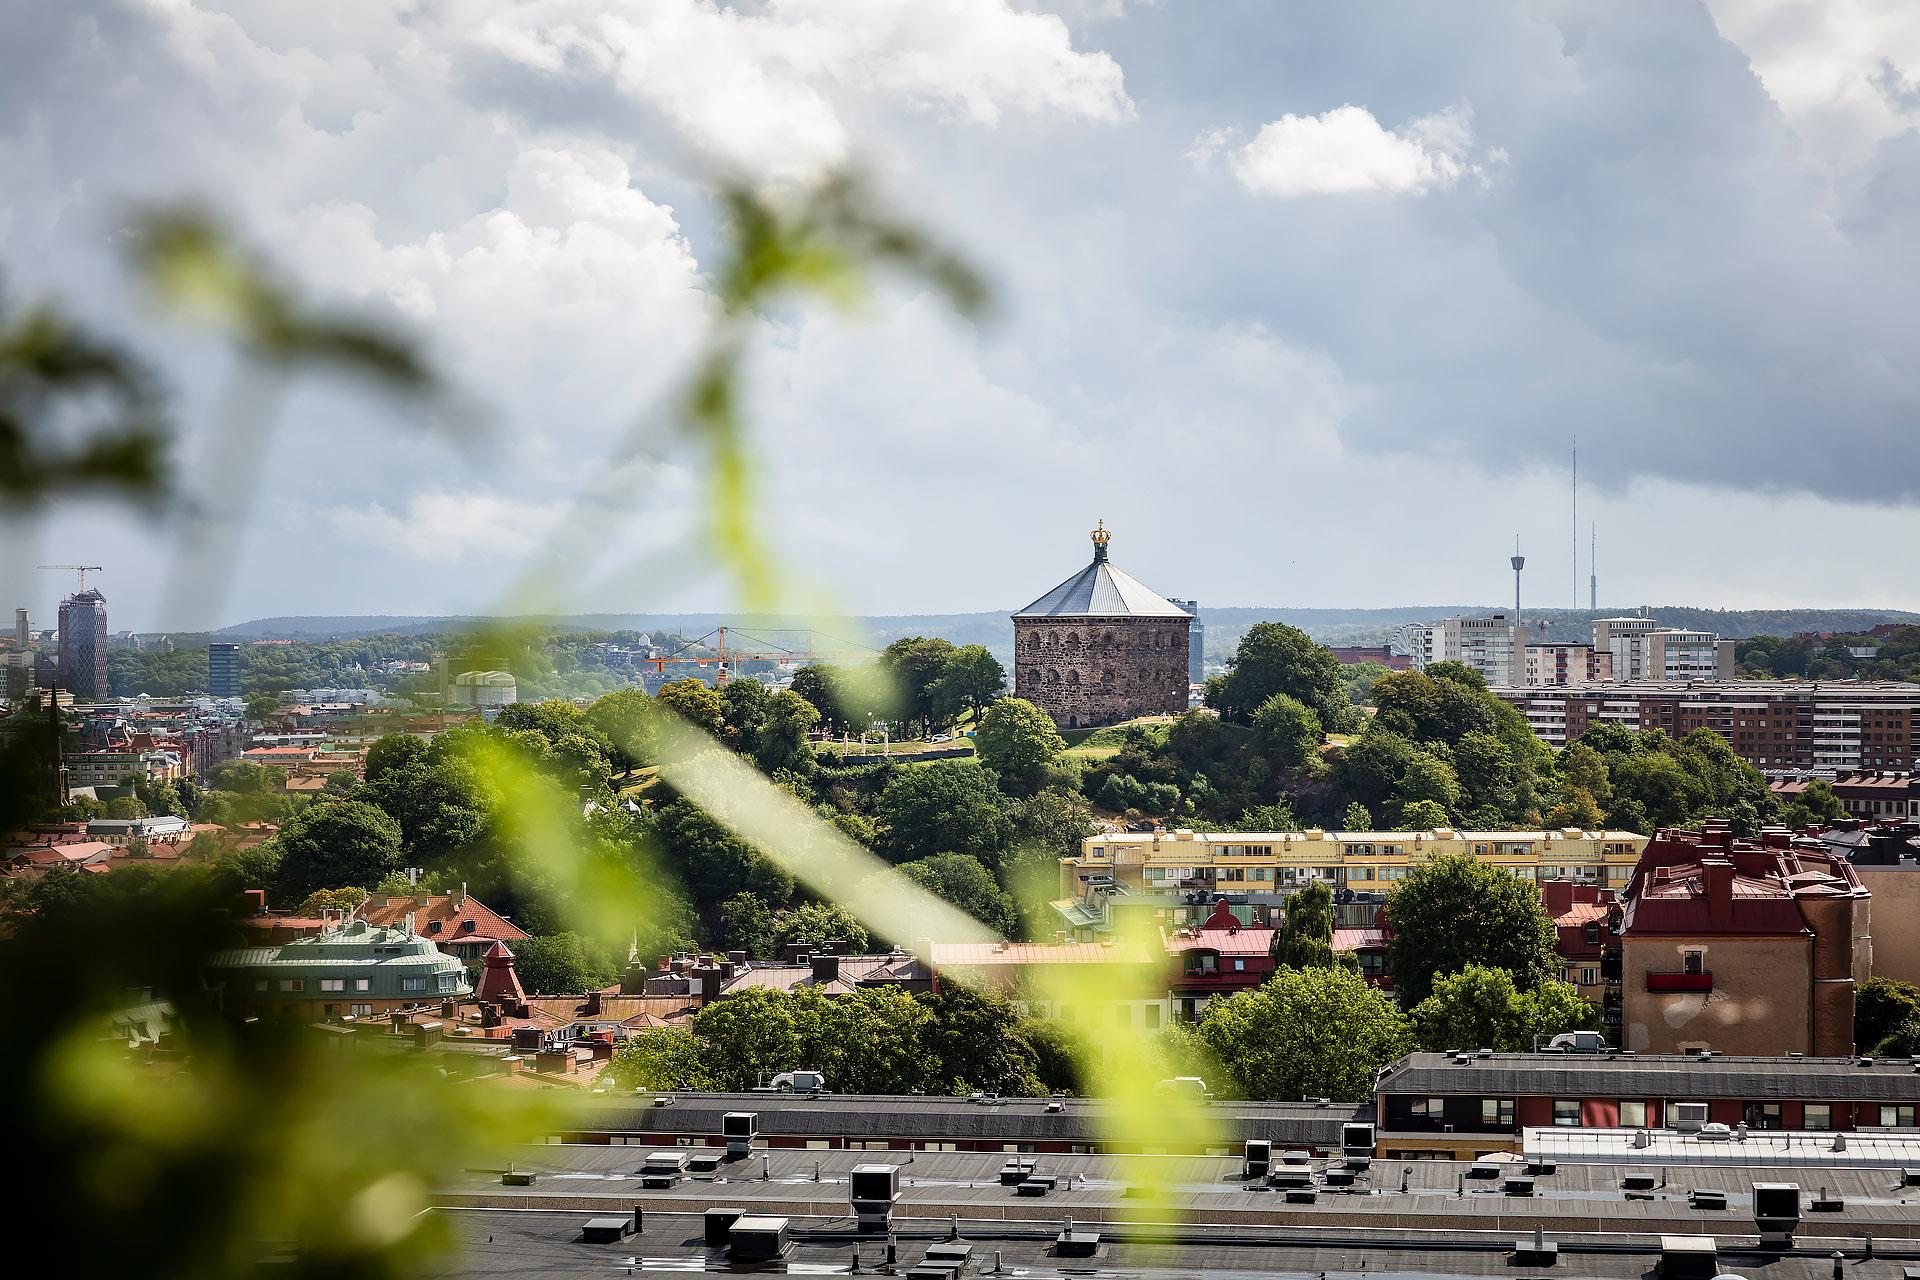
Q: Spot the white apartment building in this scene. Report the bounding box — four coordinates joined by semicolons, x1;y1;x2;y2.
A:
1590;616;1735;685
1523;643;1613;688
1406;614;1522;687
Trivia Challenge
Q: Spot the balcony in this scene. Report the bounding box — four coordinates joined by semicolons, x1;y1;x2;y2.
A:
1646;971;1712;993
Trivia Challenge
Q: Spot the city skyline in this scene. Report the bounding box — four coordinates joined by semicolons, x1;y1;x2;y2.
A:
4;3;1920;627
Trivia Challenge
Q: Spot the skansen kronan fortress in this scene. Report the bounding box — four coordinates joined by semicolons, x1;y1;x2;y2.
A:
1012;523;1192;730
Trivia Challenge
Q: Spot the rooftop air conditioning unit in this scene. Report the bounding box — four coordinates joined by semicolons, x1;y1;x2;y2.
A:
722;1111;758;1156
1671;1102;1710;1133
849;1164;900;1231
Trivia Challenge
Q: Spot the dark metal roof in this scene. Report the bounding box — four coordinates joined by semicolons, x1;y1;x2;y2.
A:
1013;557;1191;620
1380;1052;1920;1102
567;1090;1364;1146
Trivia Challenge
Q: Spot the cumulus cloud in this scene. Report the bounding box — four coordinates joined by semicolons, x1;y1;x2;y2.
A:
1703;0;1920;155
325;491;571;565
1209;103;1490;198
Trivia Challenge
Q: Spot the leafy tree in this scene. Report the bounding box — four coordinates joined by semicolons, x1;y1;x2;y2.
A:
656;677;727;739
716;891;776;959
754;689;820;776
105;796;148;819
974;697;1065;793
1194;965;1411;1101
357;758;491;865
269;800;404;902
1557;742;1612;807
511;933;618;995
293;886;368;916
896;853;1019;936
1858;977;1920;1052
769;901;870;954
688;988;801;1090
1544;788;1603;830
1342;801;1373;830
1385;853;1559;1005
1251;693;1322;769
364;732;429;784
879;636;959;735
720;678;770;751
875;760;1010;863
587;687;655;774
920;987;1044;1095
1205;621;1350;729
1268;880;1354;971
1331;728;1416;815
1408;964;1597;1052
653;797;796;913
1395;799;1452;831
134;776;186;817
1394;751;1461;819
243;690;280;723
606;1027;716;1091
929;644;1006;726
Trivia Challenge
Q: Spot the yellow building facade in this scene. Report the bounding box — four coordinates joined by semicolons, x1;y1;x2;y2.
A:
1060;826;1649;902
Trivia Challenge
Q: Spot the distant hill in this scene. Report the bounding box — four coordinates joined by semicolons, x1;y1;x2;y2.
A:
218;606;1920;663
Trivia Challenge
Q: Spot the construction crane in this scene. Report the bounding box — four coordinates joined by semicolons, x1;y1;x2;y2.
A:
643;627;879;685
37;564;104;593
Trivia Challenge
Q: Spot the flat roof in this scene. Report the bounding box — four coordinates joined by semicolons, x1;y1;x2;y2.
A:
1381;1052;1920;1102
1526;1126;1920;1168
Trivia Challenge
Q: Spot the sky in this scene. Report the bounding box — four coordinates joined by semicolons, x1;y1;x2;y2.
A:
3;0;1919;632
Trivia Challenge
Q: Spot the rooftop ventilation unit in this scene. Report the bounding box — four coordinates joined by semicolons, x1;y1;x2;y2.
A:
999;1157;1037;1186
727;1216;792;1263
641;1150;688;1188
1016;1175;1058;1196
501;1170;535;1186
1657;1235;1718;1279
1672;1101;1710;1133
850;1164;900;1230
1752;1182;1801;1246
579;1217;632;1244
1243;1139;1271;1179
704;1208;742;1248
1342;1122;1375;1156
723;1111;758;1156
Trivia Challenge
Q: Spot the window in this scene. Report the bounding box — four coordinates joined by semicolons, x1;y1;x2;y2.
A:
1232;959;1246;972
350;1004;372;1017
1619;1101;1647;1128
253;979;268;992
276;979;304;993
1144;1005;1161;1029
1409;1097;1445;1120
1480;1098;1514;1127
401;976;430;993
320;978;346;992
1744;1102;1783;1130
1552;1099;1581;1126
1682;951;1704;975
1581;968;1599;986
1880;1105;1918;1128
1803;1104;1832;1131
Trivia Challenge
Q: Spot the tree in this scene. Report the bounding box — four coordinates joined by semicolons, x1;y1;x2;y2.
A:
974;697;1065;793
769;901;870;954
243;691;280;723
364;732;429;784
720;678;770;751
1331;728;1416;815
1205;622;1349;728
358;758;491;865
1858;977;1920;1052
1408;964;1596;1052
1194;965;1411;1101
1267;880;1354;971
754;689;820;776
134;776;186;817
929;645;1006;726
656;678;727;739
717;891;776;959
293;886;368;917
1251;693;1322;769
1557;742;1612;807
269;800;404;902
895;853;1019;936
879;636;959;735
511;933;617;995
919;987;1043;1095
321;769;359;796
653;797;796;912
587;687;655;774
687;988;800;1090
789;665;847;734
1385;853;1559;1005
1341;802;1372;830
105;795;148;819
606;1027;715;1091
1395;799;1452;831
875;760;1010;863
1393;751;1461;822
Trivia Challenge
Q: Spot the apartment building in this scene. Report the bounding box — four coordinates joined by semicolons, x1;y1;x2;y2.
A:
1586;615;1735;684
1056;827;1649;938
1523;643;1612;688
1402;614;1522;686
1498;681;1920;769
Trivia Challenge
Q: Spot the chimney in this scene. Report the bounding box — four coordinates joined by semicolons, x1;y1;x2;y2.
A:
584;991;603;1016
245;888;267;916
454;881;467;909
727;950;747;965
695;965;722;1004
811;954;841;985
785;942;811;963
1702;856;1734;920
720;961;736;981
824;938;848;957
656;954;673;972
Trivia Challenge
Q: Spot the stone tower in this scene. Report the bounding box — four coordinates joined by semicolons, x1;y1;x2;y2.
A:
1012;522;1193;730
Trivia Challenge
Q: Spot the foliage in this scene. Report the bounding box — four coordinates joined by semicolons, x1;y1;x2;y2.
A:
652;796;796;915
293;887;368;917
605;1027;716;1091
268;800;405;903
716;892;777;959
974;697;1065;793
1267;880;1355;972
1204;621;1353;731
511;933;618;996
754;689;820;776
895;853;1019;937
656;678;727;739
1251;693;1322;769
1572;724;1781;835
1858;977;1920;1053
1194;965;1412;1101
875;760;1009;864
1408;964;1597;1052
769;901;871;955
929;645;1007;726
1385;853;1559;1005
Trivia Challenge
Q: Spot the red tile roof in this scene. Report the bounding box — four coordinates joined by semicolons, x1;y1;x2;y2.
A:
360;892;529;944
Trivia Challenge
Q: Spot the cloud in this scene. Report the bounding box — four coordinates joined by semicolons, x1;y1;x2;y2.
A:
1210;103;1490;198
325;492;570;565
466;0;1134;178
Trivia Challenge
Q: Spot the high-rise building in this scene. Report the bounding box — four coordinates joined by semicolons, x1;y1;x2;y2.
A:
1405;614;1522;687
1170;600;1205;685
207;642;240;698
57;589;108;699
1593;615;1733;683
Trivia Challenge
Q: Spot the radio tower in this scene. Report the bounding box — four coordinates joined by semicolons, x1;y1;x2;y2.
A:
1570;437;1579;611
1510;535;1525;614
1589;523;1597;612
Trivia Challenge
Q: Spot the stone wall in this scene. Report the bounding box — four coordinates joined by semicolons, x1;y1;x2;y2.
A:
1012;616;1190;729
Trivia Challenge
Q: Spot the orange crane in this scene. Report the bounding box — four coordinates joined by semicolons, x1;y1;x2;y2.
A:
37;564;104;593
642;626;878;684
